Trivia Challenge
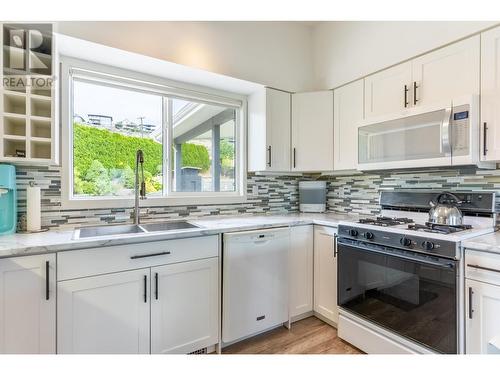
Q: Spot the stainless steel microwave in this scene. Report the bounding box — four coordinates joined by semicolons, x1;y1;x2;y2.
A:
357;95;494;170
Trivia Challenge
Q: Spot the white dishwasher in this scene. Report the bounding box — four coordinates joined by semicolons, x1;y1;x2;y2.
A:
222;227;289;343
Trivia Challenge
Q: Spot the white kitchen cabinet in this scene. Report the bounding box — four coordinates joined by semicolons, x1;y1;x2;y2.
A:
248;87;291;172
289;225;313;320
412;35;480;107
364;62;412;119
291;91;334;172
481;26;500;161
466;278;500;354
57;268;151;354
151;258;219;354
0;254;56;354
333;80;364;171
313;225;338;325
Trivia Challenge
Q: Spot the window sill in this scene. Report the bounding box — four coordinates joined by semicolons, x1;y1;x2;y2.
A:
60;194;249;210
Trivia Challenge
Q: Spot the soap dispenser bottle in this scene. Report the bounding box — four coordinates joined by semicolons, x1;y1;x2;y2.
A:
0;165;17;235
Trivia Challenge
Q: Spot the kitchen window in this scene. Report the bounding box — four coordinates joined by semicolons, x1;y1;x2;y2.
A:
61;58;246;209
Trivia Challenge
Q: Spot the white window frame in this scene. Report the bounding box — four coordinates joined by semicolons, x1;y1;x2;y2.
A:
60;56;247;209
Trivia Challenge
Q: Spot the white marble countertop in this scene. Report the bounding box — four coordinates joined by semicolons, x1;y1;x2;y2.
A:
463;231;500;255
0;212;364;259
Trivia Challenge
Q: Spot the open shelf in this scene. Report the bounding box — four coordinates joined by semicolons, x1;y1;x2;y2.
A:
30;118;51;138
3;115;26;136
30;96;51;118
30;139;51;159
3;92;26;115
3;138;26;158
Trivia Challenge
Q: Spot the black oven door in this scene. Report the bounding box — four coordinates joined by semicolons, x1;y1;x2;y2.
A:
337;238;458;354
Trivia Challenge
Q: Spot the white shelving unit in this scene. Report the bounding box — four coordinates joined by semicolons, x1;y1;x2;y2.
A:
0;22;57;164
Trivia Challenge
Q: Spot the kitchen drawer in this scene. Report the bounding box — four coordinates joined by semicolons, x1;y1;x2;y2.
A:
465;249;500;285
58;235;219;281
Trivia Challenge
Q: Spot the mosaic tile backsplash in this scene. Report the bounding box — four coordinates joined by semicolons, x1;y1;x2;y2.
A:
14;165;304;230
324;166;500;215
13;164;500;230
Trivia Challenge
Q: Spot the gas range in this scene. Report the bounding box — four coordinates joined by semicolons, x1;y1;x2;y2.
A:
338;190;497;259
336;190;497;354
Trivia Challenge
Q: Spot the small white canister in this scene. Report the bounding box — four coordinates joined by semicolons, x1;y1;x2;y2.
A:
299;181;326;213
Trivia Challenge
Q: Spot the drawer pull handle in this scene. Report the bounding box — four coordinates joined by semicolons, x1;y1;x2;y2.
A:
467;264;500;274
130;251;171;259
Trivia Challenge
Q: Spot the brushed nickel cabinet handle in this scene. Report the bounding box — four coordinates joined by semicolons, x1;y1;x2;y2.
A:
413;82;418;105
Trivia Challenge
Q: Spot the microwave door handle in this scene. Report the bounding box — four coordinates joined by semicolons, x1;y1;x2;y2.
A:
441;106;452;155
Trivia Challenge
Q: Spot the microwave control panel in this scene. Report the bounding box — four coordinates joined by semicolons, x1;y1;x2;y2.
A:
451;104;470;155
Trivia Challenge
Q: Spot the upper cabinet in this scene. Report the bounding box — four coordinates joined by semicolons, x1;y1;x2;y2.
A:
333;80;364;171
291;91;333;172
364;61;412;119
364;35;480;120
481;25;500;161
412;35;480;107
0;23;59;165
248;87;291;172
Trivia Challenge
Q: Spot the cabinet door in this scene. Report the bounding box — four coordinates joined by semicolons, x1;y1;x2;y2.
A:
151;258;219;354
58;269;150;354
289;225;313;319
334;80;364;171
364;62;412;119
481;26;500;161
412;35;480;107
466;279;500;354
313;226;338;324
266;88;291;171
291;91;334;172
0;254;56;354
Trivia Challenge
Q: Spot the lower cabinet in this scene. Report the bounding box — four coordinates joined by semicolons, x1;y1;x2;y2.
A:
57;269;151;354
313;225;338;325
466;278;500;354
289;225;313;319
0;254;56;354
57;236;220;354
151;258;219;354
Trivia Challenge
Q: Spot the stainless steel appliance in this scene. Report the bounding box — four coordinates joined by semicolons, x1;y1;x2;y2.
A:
357;96;495;170
299;181;326;213
428;192;464;225
337;190;496;354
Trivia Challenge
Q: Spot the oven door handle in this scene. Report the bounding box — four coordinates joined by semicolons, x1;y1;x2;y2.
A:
339;242;456;269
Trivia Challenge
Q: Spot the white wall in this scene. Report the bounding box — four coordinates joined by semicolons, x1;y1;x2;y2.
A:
312;21;499;89
56;21;315;92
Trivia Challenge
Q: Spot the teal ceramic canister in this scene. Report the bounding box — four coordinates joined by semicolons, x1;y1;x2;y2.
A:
0;164;17;235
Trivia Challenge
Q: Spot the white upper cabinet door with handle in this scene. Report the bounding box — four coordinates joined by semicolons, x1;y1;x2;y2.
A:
481;26;500;161
57;268;151;354
364;62;412;120
334;80;364;171
151;257;219;354
248;87;291;172
466;278;500;354
412;35;480;107
289;225;313;320
0;254;56;354
291;91;334;172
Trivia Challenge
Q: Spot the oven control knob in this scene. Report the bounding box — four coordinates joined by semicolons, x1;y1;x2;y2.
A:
422;241;435;251
400;237;412;247
363;232;374;240
348;229;358;237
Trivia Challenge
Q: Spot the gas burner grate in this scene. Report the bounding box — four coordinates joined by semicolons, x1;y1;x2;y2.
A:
407;222;473;234
359;216;414;227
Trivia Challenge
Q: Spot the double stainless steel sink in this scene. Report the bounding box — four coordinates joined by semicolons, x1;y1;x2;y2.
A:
74;221;200;240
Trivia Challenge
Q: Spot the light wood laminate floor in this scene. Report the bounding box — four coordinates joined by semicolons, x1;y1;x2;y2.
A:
223;316;363;354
